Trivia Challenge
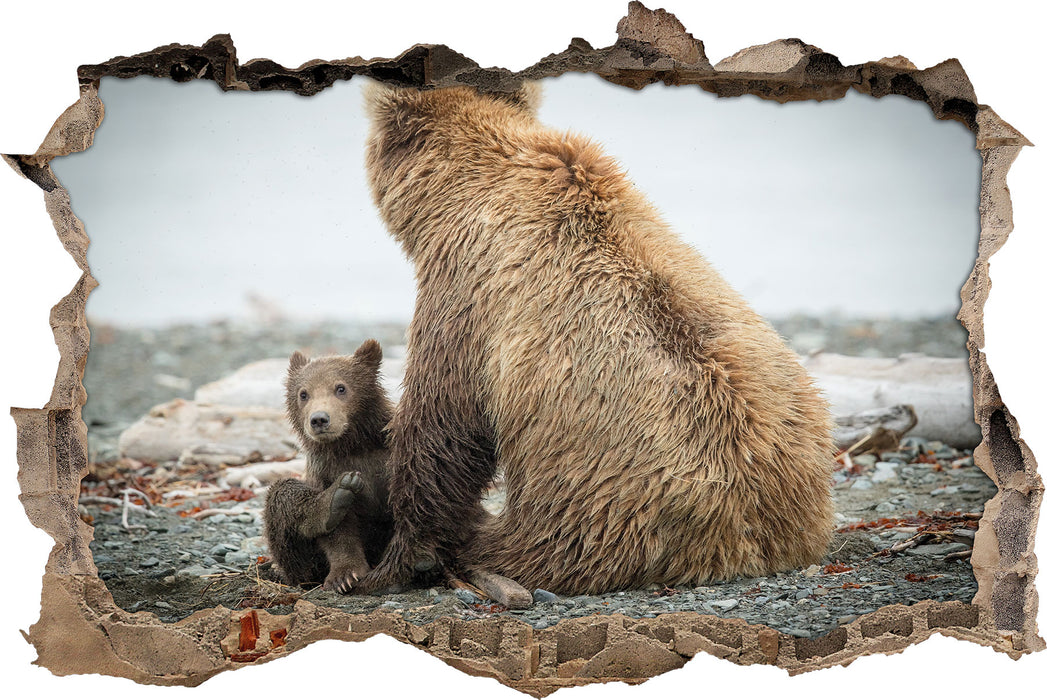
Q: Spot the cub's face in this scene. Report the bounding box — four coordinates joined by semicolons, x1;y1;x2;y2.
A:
285;340;382;444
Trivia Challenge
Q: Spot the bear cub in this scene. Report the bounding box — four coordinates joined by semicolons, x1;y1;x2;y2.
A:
264;340;394;593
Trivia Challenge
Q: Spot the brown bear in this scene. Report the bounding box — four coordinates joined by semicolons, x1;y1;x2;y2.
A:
263;340;394;593
359;82;836;596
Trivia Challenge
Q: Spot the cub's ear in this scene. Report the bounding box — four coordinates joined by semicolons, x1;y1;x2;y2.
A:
353;339;383;368
288;351;309;375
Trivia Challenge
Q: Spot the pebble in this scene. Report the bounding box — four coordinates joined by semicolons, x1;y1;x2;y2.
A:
207;514;229;524
931;486;960;496
208;543;238;557
225;551;252;567
455;589;481;605
139;557;159;568
533;589;559;603
871;462;899;483
707;599;739;612
900;436;928;452
910;543;971;556
852;454;878;468
850;477;873;491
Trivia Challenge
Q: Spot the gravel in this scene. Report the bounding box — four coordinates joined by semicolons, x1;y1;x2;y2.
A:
83;432;995;636
80;314;987;639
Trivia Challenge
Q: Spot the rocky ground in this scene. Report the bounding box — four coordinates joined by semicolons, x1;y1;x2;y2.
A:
79;314;990;640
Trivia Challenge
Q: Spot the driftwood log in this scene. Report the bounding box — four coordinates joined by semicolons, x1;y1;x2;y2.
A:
804;353;980;449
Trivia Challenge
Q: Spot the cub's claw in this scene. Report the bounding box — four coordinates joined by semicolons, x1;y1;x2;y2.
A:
324;569;365;595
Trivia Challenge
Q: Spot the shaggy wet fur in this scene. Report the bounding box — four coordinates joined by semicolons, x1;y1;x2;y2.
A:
359;83;836;595
264;341;394;592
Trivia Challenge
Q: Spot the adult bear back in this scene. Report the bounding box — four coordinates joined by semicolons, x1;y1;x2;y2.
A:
360;82;835;595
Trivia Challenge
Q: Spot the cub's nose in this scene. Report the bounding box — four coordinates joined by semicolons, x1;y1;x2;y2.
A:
310;411;330;431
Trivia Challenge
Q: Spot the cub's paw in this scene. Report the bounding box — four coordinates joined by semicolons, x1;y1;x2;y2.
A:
323;568;365;595
323;471;364;532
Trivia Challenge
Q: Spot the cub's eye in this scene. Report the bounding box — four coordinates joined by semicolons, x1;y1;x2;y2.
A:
335;385;347;395
299;390;308;401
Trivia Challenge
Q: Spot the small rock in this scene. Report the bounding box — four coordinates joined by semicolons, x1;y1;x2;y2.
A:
454;589;481;605
225;551;251;567
802;564;821;577
910;542;971;556
707;599;739;612
837;615;858;625
900;436;928;452
209;543;238;557
850;477;873;491
207;514;229;524
931;486;960;496
871;462;898;483
780;628;813;638
875;501;899;513
952;456;975;468
533;588;559;603
879;451;910;464
853;454;878;468
139;557;160;568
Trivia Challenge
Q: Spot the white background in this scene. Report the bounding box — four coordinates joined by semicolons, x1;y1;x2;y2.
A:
1;1;1044;697
50;70;979;326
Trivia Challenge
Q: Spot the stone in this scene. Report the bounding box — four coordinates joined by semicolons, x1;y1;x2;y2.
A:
850;477;873;491
208;543;238;557
533;589;559;603
853;454;879;468
910;542;972;556
871;462;899;483
455;589;481;605
225;551;251;566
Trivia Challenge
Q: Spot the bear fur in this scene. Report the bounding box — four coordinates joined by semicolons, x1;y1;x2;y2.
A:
264;340;394;592
360;82;836;595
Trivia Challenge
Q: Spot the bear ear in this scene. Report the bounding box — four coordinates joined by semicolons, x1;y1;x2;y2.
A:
496;81;542;115
288;351;309;375
363;80;425;124
353;339;382;368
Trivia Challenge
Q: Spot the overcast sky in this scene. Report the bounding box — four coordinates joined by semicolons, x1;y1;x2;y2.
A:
51;73;981;326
